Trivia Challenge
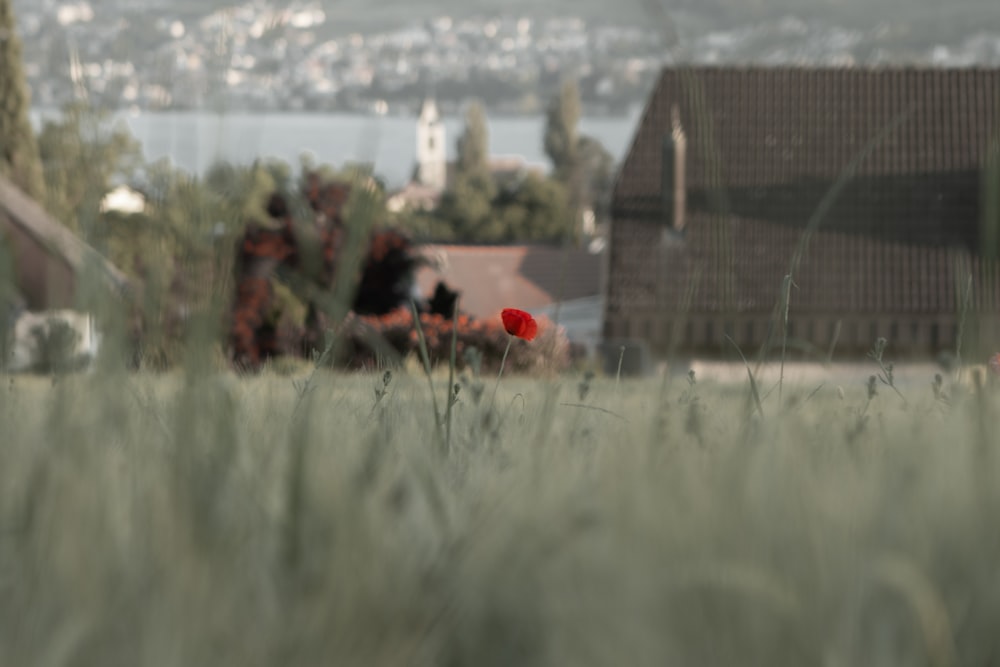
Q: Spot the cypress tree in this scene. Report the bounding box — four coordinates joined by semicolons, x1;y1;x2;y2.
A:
544;79;583;232
543;79;581;183
456;100;490;180
0;0;46;199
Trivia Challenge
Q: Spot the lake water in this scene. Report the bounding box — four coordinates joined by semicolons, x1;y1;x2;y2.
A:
32;109;642;188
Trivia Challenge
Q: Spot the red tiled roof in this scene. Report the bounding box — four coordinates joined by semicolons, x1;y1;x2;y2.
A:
416;244;603;320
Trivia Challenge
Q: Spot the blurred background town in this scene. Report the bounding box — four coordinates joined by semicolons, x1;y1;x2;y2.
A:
14;0;1000;116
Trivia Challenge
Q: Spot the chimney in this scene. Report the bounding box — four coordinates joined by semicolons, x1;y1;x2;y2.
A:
661;104;687;231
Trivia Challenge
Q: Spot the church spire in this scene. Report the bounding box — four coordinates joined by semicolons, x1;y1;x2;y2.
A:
415;97;447;190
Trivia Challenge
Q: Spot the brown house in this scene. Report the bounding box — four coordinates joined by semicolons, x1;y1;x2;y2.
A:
415;244;602;318
0;175;130;312
606;66;1000;359
415;243;606;351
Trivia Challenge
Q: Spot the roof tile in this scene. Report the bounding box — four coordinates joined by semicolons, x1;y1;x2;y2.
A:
609;66;1000;324
416;244;603;320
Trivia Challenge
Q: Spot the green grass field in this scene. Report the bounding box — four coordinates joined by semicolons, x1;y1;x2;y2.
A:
2;358;999;666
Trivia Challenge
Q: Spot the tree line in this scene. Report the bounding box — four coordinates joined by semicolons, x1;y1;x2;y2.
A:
397;79;615;245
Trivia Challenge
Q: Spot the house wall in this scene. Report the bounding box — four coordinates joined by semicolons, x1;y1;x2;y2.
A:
604;308;963;359
603;215;978;359
1;211;77;310
6;309;99;372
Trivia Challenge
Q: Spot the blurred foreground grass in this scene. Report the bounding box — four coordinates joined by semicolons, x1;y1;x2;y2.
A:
2;364;1000;666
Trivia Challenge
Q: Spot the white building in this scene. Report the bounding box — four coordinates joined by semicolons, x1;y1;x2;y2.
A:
415;97;447;191
99;185;147;214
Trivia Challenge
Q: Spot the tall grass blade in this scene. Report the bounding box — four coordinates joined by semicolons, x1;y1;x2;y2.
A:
757;106;917;371
282;328;338;574
825;319;842;365
955;271;973;382
444;297;460;457
409;299;444;450
487;335;514;417
726;334;763;419
778;274;793;404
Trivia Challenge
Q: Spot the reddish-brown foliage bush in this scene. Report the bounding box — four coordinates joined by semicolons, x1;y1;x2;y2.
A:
228;173;569;373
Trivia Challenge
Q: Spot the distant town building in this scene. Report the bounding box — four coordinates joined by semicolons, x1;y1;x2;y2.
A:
99;185;147;215
386;182;442;213
389;100;548;212
415;97;447;190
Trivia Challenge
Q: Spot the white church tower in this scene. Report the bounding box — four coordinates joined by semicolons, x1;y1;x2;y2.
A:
415;98;447;190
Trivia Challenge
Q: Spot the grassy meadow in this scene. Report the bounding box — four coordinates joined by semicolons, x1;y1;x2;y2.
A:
3;353;1000;666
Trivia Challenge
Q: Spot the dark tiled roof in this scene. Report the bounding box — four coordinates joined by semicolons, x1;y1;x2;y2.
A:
613;66;1000;246
617;66;1000;196
608;66;1000;324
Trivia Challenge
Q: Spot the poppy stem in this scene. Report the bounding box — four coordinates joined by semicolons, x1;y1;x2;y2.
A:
488;335;514;414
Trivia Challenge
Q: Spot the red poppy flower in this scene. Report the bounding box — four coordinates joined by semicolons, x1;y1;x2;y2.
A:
501;308;538;341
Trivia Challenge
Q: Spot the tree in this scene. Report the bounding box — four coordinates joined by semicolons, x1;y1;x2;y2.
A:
544;79;586;236
36;102;144;234
544;80;617;237
456;100;490;179
0;0;45;199
392;207;457;242
205;158;285;230
99;159;270;367
576;134;615;228
436;174;494;240
438;100;496;239
494;173;572;243
544;79;581;183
